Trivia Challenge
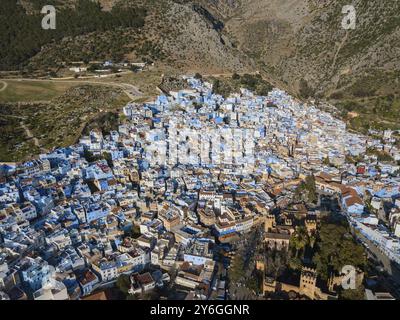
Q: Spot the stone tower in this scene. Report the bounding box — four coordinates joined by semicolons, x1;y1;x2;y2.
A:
264;214;276;232
255;255;265;272
299;267;317;300
305;219;317;235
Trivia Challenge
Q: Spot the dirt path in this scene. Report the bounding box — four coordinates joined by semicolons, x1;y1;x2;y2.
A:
20;121;39;146
19;121;48;153
50;71;132;81
202;71;259;77
331;31;349;70
0;80;7;92
1;114;26;120
324;32;349;97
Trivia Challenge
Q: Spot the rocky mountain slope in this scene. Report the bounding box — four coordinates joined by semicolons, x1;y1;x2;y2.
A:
195;0;400;98
14;0;400;100
193;0;400;133
13;0;253;73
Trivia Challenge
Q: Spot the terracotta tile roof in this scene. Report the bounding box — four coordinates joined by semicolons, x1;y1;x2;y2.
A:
137;272;154;285
80;270;97;285
345;196;364;207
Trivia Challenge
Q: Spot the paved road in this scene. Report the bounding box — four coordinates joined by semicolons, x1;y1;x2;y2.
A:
50;71;132;81
349;221;400;298
356;230;400;282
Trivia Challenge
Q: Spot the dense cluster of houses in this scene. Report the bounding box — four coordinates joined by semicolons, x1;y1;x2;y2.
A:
0;76;399;300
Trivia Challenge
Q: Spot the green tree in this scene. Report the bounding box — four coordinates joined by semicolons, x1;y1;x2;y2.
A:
0;0;146;71
339;285;365;300
83;149;102;163
313;220;366;280
126;293;139;300
308;233;316;248
323;156;331;166
295;175;317;204
290;226;309;258
193;102;202;112
246;270;263;294
102;152;113;168
299;78;314;99
116;274;131;295
288;256;302;271
130;65;141;73
231;73;240;80
265;249;287;278
230;253;245;282
126;224;141;239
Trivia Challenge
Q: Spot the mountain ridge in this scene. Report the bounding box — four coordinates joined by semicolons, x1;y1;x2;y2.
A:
2;0;400;135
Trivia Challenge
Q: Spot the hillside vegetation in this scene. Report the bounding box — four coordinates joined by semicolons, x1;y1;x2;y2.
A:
3;0;399;99
0;80;78;103
0;85;129;162
0;0;146;70
1;0;252;74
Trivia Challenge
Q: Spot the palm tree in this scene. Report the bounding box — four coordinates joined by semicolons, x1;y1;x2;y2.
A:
308;234;316;249
290;226;309;258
